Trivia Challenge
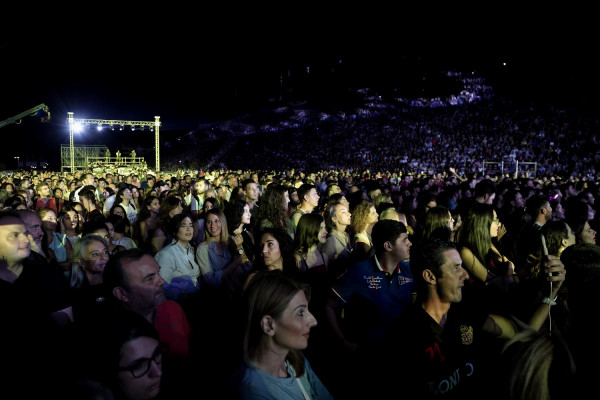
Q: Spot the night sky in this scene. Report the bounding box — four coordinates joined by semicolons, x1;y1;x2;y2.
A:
1;7;597;170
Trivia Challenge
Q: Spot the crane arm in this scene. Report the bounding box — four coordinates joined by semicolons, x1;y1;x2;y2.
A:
0;103;51;129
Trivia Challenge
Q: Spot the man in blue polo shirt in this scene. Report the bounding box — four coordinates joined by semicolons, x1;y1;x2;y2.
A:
326;219;415;349
321;219;415;398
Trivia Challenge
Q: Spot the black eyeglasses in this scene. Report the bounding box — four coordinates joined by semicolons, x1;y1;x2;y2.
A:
118;342;168;378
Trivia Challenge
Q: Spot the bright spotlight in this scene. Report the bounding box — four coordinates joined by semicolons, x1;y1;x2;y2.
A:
73;122;84;133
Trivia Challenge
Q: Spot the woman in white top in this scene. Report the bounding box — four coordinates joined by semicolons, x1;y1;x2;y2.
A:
155;213;201;301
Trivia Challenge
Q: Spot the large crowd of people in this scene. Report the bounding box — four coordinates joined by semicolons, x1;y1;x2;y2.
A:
159;71;600;180
1;69;598;399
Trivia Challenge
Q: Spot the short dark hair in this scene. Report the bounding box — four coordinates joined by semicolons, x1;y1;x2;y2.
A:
82;218;109;236
371;219;407;254
297;183;316;203
525;194;549;218
241;178;256;191
474;178;497;197
103;248;149;291
410;239;458;296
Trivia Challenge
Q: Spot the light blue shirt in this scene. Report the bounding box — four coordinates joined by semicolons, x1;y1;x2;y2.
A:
229;356;334;400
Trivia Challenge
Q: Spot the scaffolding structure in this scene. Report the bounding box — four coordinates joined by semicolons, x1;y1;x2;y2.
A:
59;145;146;172
67;113;161;172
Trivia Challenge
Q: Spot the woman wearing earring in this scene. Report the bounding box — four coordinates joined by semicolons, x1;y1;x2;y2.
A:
228;270;334;400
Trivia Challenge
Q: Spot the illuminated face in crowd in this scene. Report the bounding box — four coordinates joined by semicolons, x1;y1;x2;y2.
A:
580;221;596;244
245;183;260;202
65;211;79;230
260;233;283;270
148;198;161;214
490;211;500;238
41;210;58;232
241;204;252;225
176;216;194;244
318;221;328;244
367;206;379;224
105;222;116;240
552;203;565;220
203;200;215;213
206;213;222;239
117;337;163;400
20;211;44;245
119;255;166;312
446;212;455;231
272;290;317;351
121;189;133;203
38;184;52;198
436;249;469;303
77;239;110;277
0;216;30;263
305;188;320;208
333;204;351;227
586;203;596;221
390;232;412;261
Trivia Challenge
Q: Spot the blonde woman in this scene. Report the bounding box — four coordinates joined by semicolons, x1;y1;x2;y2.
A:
196;208;250;289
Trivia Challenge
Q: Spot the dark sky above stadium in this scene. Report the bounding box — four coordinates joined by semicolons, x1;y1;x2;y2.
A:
1;7;597;169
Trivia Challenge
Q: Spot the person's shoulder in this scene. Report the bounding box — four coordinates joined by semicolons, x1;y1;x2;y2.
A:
227;361;257;398
157;299;185;313
338;254;375;278
459;246;474;256
290;210;303;221
352;253;375;267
